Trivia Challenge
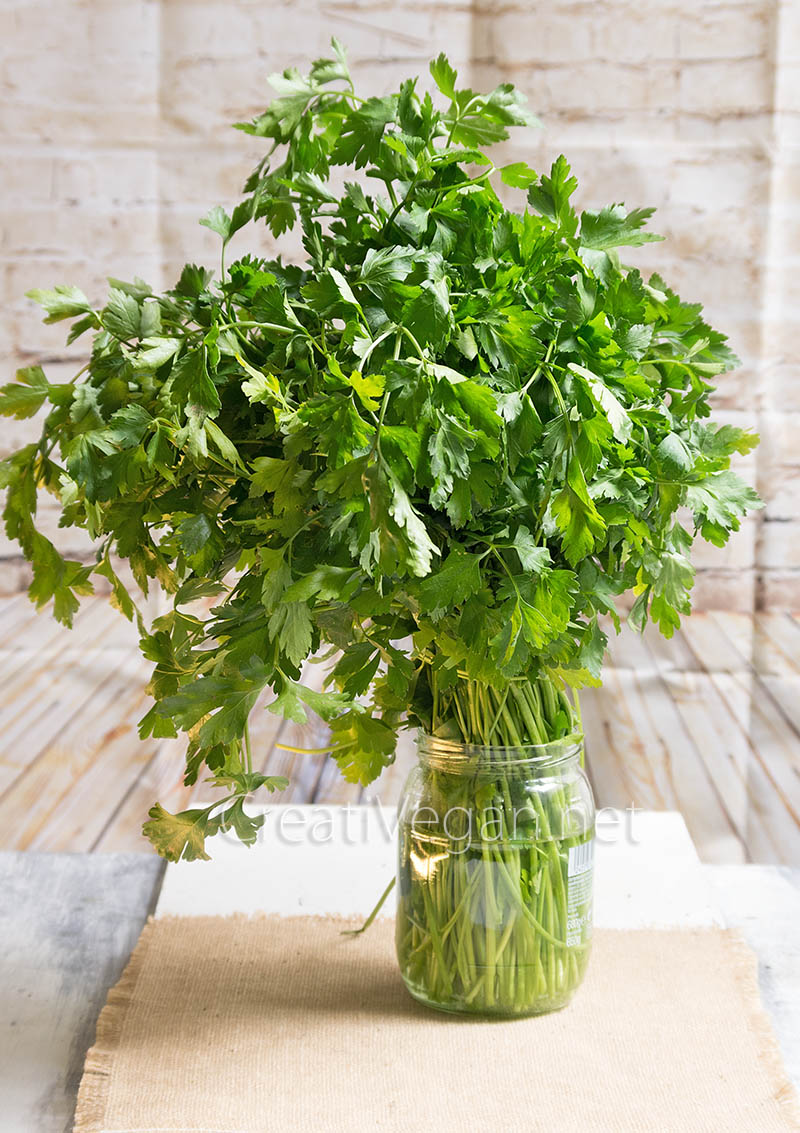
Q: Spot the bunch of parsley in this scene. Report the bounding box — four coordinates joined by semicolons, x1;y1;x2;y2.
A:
0;43;760;861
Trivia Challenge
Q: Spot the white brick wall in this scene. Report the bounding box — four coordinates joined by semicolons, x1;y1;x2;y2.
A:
1;0;797;609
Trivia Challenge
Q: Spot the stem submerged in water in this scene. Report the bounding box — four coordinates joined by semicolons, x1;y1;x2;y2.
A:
396;672;594;1016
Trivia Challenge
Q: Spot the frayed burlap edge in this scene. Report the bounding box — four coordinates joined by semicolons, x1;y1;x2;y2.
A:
72;918;800;1133
721;928;800;1129
73;914;157;1133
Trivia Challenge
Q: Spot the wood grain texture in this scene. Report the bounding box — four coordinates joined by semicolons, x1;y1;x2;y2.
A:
1;596;799;864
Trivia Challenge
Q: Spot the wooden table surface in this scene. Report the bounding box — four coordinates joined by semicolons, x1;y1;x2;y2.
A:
2;809;799;1133
1;595;800;864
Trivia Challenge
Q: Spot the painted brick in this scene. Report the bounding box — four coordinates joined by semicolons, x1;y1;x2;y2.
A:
692;515;757;570
757;571;800;610
760;412;800;467
764;472;800;521
678;7;771;60
489;11;595;66
533;62;681;116
590;8;682;63
157;145;259;206
0;206;159;260
0;154;57;203
52;153;158;205
692;569;758;613
678;59;772;116
760;519;800;570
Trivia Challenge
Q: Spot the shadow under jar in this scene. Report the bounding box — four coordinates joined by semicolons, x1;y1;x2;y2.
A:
396;734;595;1017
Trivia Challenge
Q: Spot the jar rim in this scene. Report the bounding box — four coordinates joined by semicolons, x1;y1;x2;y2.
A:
417;731;584;769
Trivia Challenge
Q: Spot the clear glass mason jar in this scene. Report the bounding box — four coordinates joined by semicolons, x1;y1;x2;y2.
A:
396;734;595;1017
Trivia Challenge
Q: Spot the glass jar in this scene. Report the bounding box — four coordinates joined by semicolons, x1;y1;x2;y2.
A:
396;734;595;1017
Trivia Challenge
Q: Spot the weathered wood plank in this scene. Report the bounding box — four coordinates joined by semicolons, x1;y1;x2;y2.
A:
90;735;191;853
0;600;126;761
657;668;796;864
0;591;25;628
679;612;750;673
578;678;637;807
0;601;64;654
709;669;800;823
0;653;151;849
0;597;113;703
712;610;800;678
27;680;154;852
610;664;744;863
580;665;667;810
611;620;698;670
0;594;53;643
758;674;800;739
604;620;660;672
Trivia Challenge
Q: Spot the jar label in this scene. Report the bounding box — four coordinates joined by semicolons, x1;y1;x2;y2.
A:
566;838;594;946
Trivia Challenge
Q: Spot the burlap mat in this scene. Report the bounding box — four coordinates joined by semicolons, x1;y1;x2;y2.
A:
74;916;799;1133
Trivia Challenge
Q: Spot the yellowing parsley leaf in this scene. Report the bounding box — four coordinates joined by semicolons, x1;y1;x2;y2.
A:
348;369;385;411
329;710;396;784
142;803;222;862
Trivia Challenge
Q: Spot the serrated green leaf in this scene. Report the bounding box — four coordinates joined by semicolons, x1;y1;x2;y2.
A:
357;245;413;298
3;48;761;851
418;547;482;615
388;477;438;577
430;53;458;100
686;470;762;532
551;456;607;565
570;363;632;444
27;285;92;323
171;349;221;414
402;278;452;349
513;527;551;573
657;432;694;471
528;156;578;235
580;204;664;251
0;366;48;419
200;205;232;242
500;161;537;189
268;601;313;666
103;287;142;341
106;404;152;448
163;662;270;748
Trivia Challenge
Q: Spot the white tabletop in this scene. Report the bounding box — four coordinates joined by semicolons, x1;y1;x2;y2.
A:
156;805;722;928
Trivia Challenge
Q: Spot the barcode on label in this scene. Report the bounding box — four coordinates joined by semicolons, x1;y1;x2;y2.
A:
568;840;593;876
